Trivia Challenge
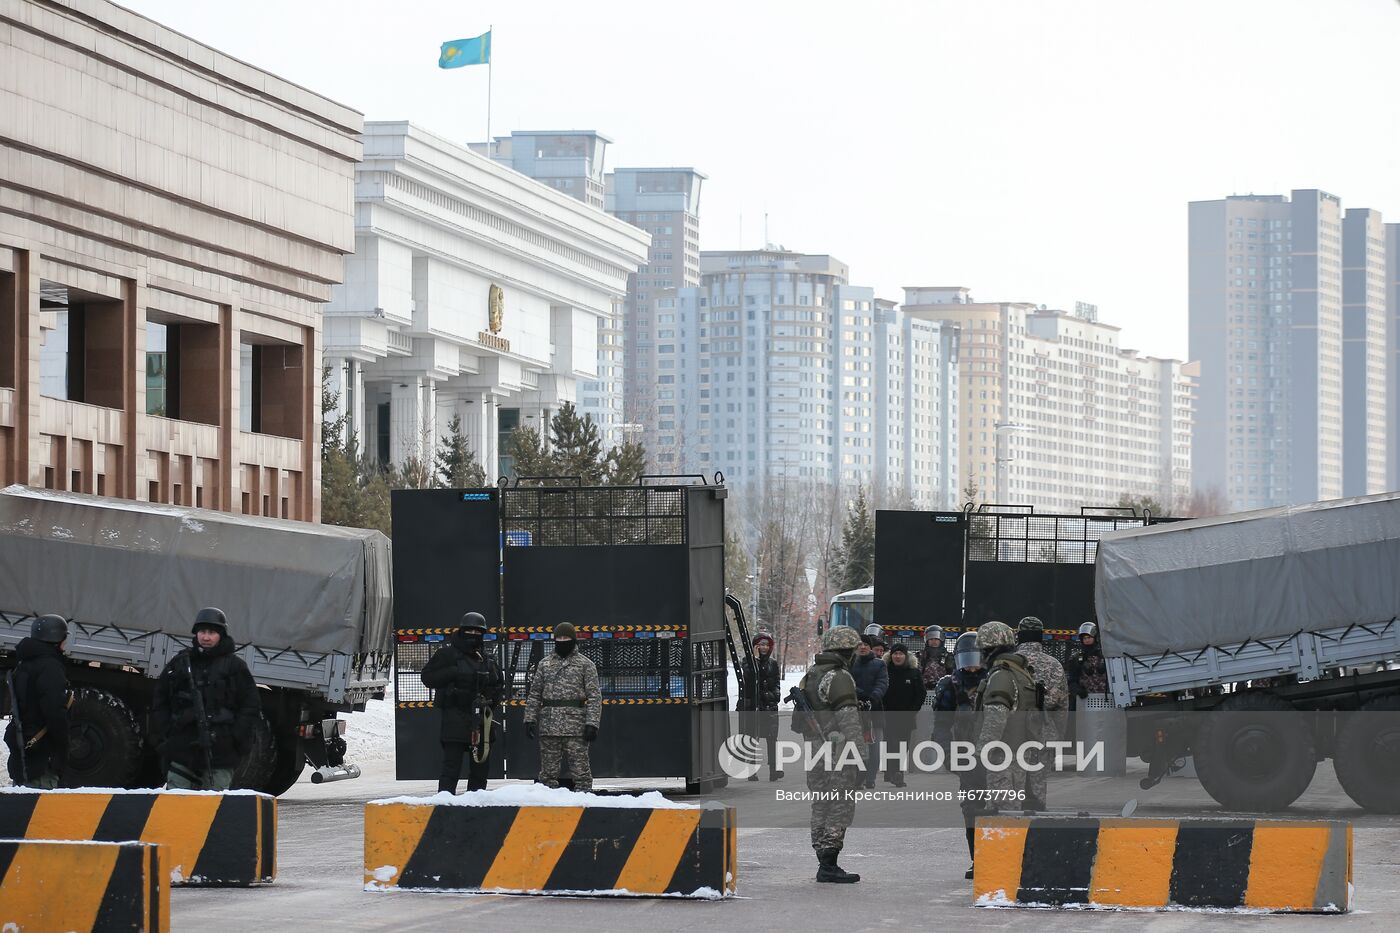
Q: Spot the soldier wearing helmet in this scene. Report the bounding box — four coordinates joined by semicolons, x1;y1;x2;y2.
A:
973;620;1037;817
1065;620;1108;710
151;607;260;790
932;629;993;878
420;611;507;793
1016;616;1069;811
523;621;602;792
3;614;71;788
917;624;947;689
796;623;865;883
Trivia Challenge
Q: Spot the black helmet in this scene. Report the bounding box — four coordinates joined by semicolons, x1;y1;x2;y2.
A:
192;607;229;637
953;631;982;671
31;614;68;645
459;612;488;633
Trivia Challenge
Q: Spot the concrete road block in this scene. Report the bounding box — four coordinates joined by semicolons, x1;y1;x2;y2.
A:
0;789;275;886
974;816;1351;912
365;796;737;897
0;839;169;932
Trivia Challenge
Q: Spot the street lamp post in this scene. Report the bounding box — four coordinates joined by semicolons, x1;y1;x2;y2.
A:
994;422;1032;503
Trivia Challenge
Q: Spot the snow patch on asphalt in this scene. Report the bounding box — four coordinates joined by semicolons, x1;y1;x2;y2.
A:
371;783;698;809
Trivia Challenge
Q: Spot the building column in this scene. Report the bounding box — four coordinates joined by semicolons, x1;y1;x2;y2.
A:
303;325;319;521
420;379;437;462
219;306;239;512
390;377;423;464
3;246;40;487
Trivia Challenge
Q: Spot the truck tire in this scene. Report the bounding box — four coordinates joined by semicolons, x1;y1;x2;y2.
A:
1193;692;1315;812
260;734;305;796
1334;695;1400;813
63;688;143;788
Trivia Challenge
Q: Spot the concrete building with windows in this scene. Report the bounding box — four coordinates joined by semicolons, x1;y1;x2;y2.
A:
323;123;648;478
1341;208;1389;497
1390;223;1400;490
606;167;705;447
1;0;361;520
655;250;960;506
473;130;632;447
903;288;1191;512
1189;191;1348;509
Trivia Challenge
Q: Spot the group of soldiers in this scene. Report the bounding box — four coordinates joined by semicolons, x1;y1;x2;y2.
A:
796;616;1106;883
4;608;261;790
422;615;602;794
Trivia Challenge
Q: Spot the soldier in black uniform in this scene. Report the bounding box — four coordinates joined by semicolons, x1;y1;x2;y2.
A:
151;608;261;790
739;631;783;781
933;631;987;879
4;614;71;789
420;612;505;793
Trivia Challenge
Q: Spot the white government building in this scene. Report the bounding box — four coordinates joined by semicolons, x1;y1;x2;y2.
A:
323;123;649;477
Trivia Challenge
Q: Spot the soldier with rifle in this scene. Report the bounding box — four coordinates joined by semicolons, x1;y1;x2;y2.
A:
420;612;506;793
3;614;72;788
151;608;260;790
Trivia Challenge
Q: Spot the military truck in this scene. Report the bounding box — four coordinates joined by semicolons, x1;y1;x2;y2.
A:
0;485;391;794
1098;492;1400;813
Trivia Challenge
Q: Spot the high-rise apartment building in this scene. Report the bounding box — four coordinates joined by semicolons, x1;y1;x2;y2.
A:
605;168;705;445
476;131;632;446
655;250;960;506
903;288;1191;512
1388;223;1400;490
1341;208;1388;496
1190;191;1348;510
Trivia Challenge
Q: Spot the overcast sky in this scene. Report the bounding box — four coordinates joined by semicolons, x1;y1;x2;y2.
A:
121;0;1400;361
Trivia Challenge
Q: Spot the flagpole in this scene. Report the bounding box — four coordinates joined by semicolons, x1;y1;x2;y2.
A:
485;25;493;149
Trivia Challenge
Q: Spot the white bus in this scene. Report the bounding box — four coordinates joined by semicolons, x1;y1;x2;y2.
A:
828;586;875;631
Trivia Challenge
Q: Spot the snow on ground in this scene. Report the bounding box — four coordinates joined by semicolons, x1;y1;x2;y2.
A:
371;784;699;808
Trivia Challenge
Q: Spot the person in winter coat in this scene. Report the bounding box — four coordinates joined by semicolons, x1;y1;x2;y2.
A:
739;631;783;781
523;622;602;792
3;614;71;788
419;612;506;793
151;608;260;790
850;635;889;788
934;631;986;878
918;625;947;689
880;643;926;787
1065;621;1109;710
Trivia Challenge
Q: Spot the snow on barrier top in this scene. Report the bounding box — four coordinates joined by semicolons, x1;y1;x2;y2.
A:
0;485;391;656
1095;491;1400;658
369;784;699;809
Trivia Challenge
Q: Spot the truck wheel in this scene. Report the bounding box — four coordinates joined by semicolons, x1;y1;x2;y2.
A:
232;713;276;790
1334;695;1400;813
259;735;305;796
63;688;143;788
1193;692;1315;812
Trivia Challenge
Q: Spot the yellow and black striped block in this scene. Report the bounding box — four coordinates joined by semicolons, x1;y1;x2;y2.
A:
974;816;1351;912
0;790;275;886
365;800;737;897
0;839;169;932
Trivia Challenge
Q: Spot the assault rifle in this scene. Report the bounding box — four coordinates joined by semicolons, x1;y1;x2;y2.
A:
185;656;216;788
785;684;821;739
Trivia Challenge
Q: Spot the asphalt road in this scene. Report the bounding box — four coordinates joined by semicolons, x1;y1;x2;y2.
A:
169;760;1400;932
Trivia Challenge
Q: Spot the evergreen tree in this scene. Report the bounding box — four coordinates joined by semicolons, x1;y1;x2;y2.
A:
436;414;488;488
389;455;436;490
605;439;647;486
548;402;605;484
835;487;876;592
505;425;552;479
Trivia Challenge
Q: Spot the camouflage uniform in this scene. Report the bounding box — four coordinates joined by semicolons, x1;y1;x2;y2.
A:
1016;619;1069;809
801;625;865;882
974;622;1036;800
524;646;602;792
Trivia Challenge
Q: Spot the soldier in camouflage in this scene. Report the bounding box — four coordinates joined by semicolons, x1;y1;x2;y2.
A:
1065;621;1109;709
974;621;1036;804
918;625;947;689
524;622;602;792
799;624;866;883
1015;616;1069;810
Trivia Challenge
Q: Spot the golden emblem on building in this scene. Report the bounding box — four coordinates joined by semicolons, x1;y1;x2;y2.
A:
488;284;505;334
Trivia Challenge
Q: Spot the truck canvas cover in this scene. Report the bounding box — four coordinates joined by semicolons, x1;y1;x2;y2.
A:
1095;492;1400;658
0;485;391;656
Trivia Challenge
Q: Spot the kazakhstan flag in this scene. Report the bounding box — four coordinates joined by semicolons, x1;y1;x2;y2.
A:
439;31;491;69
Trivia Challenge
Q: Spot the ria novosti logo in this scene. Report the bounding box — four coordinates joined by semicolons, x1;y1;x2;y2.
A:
718;733;765;780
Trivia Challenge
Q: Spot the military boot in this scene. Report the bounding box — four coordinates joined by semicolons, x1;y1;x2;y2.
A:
815;848;860;883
